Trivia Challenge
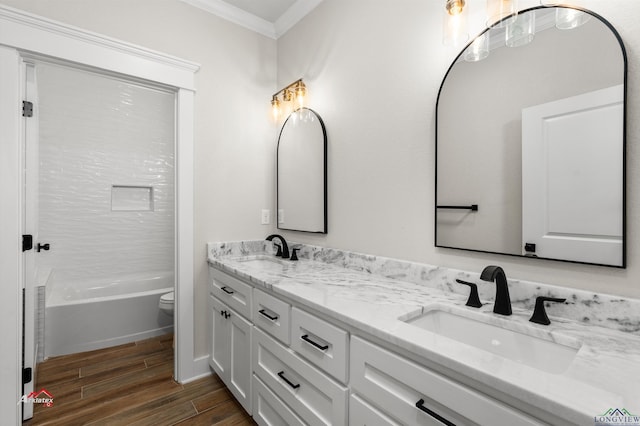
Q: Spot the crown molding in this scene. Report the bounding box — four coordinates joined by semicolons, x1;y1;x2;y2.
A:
180;0;277;38
179;0;322;39
274;0;323;38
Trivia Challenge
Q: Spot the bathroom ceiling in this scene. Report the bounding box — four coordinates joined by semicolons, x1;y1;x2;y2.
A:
179;0;323;39
222;0;297;22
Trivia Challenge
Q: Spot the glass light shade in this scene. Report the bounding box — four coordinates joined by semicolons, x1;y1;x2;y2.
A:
506;12;535;47
442;1;469;47
555;8;591;29
295;85;306;109
271;98;281;121
464;32;490;62
487;0;518;28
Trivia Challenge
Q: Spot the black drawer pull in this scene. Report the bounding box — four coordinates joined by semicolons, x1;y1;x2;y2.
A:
416;399;456;426
221;286;234;295
259;309;279;321
301;334;329;351
277;371;300;389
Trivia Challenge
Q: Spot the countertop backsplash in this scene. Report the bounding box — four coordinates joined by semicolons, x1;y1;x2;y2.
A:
208;240;640;336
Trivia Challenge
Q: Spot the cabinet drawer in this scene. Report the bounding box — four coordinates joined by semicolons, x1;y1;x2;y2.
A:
350;336;542;426
252;374;305;426
350;394;401;426
254;288;291;345
209;266;252;319
253;327;348;426
290;307;348;383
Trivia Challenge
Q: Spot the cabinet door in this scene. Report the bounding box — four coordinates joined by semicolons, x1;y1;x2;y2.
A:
210;295;253;414
228;306;253;413
210;295;230;382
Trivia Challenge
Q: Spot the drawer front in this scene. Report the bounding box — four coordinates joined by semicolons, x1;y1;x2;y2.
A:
254;288;291;345
349;394;401;426
290;307;348;383
350;336;543;426
252;374;305;426
210;266;253;319
253;327;348;426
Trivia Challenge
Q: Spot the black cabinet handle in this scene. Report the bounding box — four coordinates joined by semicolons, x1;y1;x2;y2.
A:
301;334;329;351
437;204;478;212
259;309;279;321
221;286;234;295
416;399;456;426
277;371;300;389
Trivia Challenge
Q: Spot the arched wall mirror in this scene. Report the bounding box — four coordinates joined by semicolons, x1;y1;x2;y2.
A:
436;6;626;267
277;107;327;233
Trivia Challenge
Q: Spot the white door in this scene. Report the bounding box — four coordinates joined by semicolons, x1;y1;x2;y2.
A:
22;63;39;420
521;85;623;266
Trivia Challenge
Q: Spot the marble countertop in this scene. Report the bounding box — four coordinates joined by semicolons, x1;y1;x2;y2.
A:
207;241;640;425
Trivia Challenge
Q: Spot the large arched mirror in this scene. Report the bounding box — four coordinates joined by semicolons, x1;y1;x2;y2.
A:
436;6;626;267
277;108;327;233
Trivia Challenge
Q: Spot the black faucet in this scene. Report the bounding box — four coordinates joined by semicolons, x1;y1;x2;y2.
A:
265;234;289;259
480;265;512;316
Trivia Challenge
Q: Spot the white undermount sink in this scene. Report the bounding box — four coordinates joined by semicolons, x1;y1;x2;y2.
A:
403;306;581;374
232;255;289;268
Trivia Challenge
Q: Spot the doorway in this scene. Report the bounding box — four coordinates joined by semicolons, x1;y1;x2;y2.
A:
0;6;199;423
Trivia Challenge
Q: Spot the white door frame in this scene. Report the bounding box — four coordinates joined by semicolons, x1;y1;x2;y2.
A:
0;5;201;424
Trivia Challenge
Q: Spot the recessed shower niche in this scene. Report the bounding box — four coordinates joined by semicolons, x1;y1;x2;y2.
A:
111;185;155;211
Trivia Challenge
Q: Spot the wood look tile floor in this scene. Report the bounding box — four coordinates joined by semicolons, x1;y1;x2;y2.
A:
24;334;256;426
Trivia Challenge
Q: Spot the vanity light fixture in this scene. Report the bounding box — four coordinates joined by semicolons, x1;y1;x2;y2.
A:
271;78;307;121
442;0;469;47
464;32;490;62
487;0;518;27
505;10;535;47
555;8;591;30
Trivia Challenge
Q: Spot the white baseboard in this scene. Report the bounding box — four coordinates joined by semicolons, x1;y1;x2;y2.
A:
179;354;212;384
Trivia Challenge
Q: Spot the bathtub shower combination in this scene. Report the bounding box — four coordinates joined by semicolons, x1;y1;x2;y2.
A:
45;271;174;356
33;62;176;357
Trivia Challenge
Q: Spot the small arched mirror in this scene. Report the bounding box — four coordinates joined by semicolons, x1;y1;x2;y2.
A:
277;108;327;233
436;6;626;267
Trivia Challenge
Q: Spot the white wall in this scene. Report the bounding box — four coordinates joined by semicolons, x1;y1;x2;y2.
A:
0;0;277;357
276;0;640;299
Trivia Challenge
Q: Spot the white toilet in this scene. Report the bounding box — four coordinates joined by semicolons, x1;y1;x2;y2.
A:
159;291;174;316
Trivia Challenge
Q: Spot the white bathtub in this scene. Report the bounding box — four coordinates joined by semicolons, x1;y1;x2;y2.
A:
45;270;174;357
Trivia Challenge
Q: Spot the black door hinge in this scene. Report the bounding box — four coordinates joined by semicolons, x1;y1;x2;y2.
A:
22;101;33;117
23;367;32;385
22;235;33;252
